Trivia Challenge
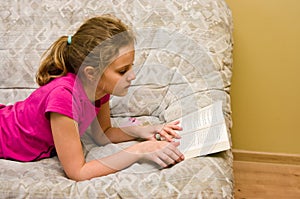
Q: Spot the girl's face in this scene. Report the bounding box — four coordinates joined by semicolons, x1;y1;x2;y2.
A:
97;44;136;97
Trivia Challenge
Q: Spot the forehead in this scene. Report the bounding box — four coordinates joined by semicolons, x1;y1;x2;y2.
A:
118;44;135;57
109;45;135;67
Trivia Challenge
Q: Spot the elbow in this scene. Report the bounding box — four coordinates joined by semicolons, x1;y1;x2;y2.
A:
65;170;90;182
63;165;92;182
64;160;115;181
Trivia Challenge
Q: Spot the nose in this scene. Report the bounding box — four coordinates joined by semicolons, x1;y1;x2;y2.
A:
127;69;136;81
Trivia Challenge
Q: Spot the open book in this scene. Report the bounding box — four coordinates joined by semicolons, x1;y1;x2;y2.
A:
175;101;230;159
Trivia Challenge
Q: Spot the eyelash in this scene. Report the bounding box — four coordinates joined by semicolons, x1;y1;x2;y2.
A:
119;64;134;75
119;70;127;75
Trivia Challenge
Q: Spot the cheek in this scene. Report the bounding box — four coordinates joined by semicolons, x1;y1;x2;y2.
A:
102;73;122;89
112;77;123;90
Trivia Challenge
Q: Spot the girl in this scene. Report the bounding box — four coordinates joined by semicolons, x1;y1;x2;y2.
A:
0;15;184;181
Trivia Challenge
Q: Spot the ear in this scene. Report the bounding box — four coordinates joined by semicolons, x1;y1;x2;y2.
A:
83;66;96;81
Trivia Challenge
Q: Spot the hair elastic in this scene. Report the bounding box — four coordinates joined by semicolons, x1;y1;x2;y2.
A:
67;35;72;45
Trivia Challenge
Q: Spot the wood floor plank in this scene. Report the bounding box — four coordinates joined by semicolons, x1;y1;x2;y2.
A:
233;160;300;199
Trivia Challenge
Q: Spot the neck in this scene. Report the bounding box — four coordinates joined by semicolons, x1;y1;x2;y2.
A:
81;78;106;102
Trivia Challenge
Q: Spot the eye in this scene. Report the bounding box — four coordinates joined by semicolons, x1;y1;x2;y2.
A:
118;69;127;75
118;64;134;75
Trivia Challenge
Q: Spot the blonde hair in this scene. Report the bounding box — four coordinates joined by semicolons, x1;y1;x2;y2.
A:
36;15;134;86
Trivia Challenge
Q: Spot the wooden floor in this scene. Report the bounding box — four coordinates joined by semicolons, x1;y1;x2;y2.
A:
233;160;300;199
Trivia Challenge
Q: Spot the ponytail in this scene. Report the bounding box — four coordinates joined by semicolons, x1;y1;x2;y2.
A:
36;15;135;87
36;36;71;86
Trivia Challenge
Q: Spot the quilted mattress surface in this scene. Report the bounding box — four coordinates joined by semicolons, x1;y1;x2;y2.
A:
0;0;234;198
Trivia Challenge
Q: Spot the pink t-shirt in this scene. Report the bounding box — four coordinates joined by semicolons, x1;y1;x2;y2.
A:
0;73;110;162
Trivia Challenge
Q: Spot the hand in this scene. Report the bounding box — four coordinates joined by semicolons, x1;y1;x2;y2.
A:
151;121;182;142
120;120;182;142
134;140;185;168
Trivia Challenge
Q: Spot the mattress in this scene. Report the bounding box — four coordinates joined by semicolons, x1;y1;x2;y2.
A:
0;0;234;198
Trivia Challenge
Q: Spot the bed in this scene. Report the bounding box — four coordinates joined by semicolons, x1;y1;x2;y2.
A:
0;0;234;198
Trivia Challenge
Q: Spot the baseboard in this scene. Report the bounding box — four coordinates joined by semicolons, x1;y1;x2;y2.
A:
232;149;300;165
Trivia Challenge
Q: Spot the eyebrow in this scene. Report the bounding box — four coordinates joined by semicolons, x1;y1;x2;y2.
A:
115;64;132;70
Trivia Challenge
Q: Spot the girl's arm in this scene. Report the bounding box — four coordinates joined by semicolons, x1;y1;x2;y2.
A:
50;112;184;181
90;101;182;145
90;101;137;146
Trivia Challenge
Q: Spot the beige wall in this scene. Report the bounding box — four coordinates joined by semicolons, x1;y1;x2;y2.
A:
226;0;300;154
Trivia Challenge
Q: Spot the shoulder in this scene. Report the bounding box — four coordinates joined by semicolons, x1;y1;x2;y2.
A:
39;74;79;107
48;73;77;89
38;73;79;97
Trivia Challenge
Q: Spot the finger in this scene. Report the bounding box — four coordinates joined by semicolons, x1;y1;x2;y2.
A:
164;148;182;163
169;129;182;139
163;127;182;139
169;120;180;125
159;152;176;166
170;141;180;147
159;131;174;142
162;127;181;139
167;124;183;131
169;142;185;160
158;121;181;133
178;154;185;162
164;122;182;131
153;156;168;168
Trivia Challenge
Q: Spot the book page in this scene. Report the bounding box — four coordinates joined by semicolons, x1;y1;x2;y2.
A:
175;101;230;159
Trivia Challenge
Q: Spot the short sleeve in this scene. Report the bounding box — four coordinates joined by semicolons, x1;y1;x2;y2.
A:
45;86;76;121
